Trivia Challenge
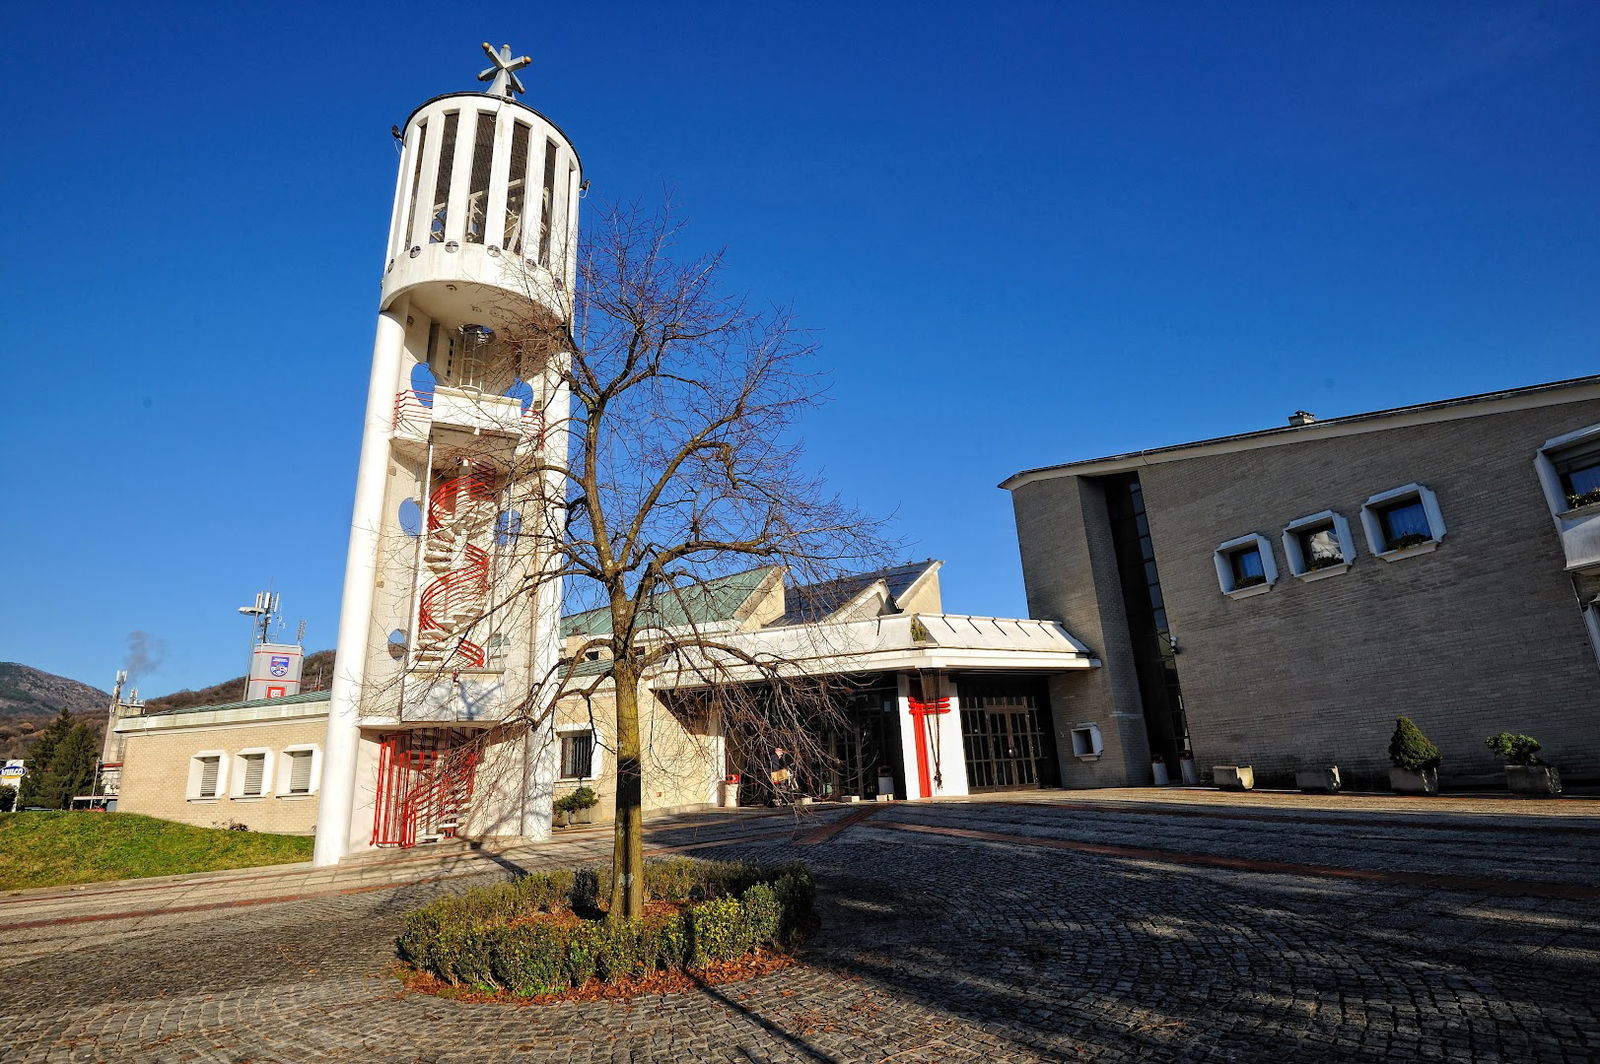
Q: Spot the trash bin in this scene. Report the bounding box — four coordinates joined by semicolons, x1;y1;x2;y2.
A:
720;773;741;808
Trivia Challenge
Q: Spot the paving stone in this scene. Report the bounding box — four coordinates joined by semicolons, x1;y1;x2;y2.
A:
1;798;1597;1061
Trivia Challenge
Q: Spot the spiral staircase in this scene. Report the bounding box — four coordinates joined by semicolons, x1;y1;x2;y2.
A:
414;464;498;670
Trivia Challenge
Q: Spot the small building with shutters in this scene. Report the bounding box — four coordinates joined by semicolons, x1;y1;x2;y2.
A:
113;692;329;834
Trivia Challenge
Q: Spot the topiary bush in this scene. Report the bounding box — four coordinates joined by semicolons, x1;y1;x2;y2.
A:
397;859;815;997
488;924;567;996
1388;717;1442;772
1485;732;1543;766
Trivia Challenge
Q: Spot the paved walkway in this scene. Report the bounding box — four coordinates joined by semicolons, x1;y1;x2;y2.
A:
3;791;1598;1062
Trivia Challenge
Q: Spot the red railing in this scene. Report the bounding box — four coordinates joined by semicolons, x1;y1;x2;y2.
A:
371;730;481;847
392;389;434;432
426;464;496;531
908;697;952;799
417;544;489;668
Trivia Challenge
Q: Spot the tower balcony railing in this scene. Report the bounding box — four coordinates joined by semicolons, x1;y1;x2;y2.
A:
398;669;509;724
393;387;545;447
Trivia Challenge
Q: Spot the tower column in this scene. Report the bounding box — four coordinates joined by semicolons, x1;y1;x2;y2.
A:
313;300;409;867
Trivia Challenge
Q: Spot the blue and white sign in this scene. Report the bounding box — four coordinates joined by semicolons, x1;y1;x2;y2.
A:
247;643;303;700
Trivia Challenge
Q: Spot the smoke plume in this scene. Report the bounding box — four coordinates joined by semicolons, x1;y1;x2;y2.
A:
123;630;167;682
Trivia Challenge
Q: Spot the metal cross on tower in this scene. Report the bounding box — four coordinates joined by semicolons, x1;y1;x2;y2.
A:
478;42;531;98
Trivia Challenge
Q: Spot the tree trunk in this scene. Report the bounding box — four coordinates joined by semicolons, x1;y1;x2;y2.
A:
608;662;646;918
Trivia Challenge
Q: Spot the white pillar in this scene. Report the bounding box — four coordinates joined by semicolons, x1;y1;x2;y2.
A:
929;673;970;797
895;673;923;799
313;302;408;867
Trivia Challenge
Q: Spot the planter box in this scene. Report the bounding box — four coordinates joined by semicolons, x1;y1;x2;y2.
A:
573;807;593;824
1389;767;1438;794
1506;765;1562;796
553;810;571;828
1295;766;1341;794
1214;765;1254;791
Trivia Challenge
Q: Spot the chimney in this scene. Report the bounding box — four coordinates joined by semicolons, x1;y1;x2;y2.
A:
1288;410;1316;427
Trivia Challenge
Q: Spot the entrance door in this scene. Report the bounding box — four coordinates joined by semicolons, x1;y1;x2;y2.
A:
959;677;1060;791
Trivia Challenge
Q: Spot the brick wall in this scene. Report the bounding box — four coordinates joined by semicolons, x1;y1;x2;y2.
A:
552;686;719;820
118;718;326;834
1013;396;1600;789
1012;477;1153;786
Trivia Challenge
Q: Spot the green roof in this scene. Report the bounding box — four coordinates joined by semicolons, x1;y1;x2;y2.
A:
139;689;331;718
561;567;778;638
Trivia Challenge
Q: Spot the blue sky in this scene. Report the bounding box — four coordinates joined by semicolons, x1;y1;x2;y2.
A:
2;1;1596;695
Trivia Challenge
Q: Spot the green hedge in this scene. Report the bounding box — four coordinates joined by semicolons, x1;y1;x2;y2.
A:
397;858;815;996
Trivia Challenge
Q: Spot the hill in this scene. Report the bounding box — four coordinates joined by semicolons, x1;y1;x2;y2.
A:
0;663;110;760
143;649;335;712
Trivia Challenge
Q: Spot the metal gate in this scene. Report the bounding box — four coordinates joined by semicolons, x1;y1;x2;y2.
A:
959;678;1059;791
371;729;481;847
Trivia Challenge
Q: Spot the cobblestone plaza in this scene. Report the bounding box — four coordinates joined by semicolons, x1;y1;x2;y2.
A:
3;793;1598;1062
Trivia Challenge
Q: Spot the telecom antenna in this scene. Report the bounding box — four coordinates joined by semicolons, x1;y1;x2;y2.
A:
237;590;281;696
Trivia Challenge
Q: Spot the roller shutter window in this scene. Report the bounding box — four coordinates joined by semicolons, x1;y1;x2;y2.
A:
198;756;220;798
288;750;314;795
241;753;266;797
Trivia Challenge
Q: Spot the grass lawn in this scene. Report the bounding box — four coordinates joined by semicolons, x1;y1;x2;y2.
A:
0;811;314;891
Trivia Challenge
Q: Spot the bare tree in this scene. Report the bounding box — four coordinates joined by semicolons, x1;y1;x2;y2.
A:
498;202;892;918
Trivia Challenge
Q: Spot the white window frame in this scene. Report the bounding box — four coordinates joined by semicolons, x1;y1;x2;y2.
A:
231;748;274;800
1281;510;1356;582
1214;533;1277;598
1535;422;1600;516
187;750;228;802
1069;722;1104;761
556;726;601;782
1360;483;1445;561
276;744;322;799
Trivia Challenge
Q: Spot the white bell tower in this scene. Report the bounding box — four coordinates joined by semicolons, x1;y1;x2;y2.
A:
313;45;580;866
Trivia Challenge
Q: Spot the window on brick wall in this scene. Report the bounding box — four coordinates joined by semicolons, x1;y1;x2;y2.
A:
1214;533;1277;597
1282;510;1356;580
199;756;221;797
1360;484;1445;560
1535;423;1600;518
285;749;316;795
559;730;596;780
187;752;227;800
234;750;271;798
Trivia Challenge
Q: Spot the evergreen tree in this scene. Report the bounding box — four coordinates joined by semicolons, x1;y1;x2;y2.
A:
0;785;15;812
18;707;73;807
39;725;100;809
1388;716;1442;772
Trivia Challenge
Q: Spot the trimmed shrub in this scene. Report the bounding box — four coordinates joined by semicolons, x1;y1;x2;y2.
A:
489;924;566;996
1485;732;1543;766
642;911;690;969
1388;717;1442;772
689;897;747;964
397;858;815;997
741;882;781;945
773;868;816;949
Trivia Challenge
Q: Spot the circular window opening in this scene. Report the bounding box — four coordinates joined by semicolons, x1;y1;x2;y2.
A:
409;363;436;407
387;629;409;660
398;498;423;537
